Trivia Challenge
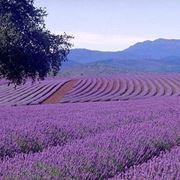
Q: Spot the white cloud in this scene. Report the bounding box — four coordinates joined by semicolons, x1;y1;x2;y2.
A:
53;31;155;51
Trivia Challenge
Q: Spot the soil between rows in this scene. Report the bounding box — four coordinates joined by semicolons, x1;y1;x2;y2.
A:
42;80;77;104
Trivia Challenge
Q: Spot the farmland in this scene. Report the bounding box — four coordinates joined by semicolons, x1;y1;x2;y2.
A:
0;74;180;106
1;0;180;179
0;75;180;179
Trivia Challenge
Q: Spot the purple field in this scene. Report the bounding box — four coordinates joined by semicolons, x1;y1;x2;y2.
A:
0;75;180;179
0;74;180;106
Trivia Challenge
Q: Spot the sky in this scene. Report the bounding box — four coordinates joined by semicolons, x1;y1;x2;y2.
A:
35;0;180;51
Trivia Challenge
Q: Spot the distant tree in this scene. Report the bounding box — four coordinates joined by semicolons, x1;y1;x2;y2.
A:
0;0;73;85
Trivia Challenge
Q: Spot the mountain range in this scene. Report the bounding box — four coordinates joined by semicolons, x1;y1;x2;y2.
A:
60;39;180;77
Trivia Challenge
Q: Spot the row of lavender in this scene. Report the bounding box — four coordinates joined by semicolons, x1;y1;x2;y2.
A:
1;75;180;106
61;74;180;103
0;97;179;179
0;79;69;106
112;146;180;180
1;97;176;160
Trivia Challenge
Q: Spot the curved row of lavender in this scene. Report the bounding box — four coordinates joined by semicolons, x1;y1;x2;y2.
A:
61;74;180;103
0;74;180;106
0;79;69;106
112;146;180;180
0;97;179;179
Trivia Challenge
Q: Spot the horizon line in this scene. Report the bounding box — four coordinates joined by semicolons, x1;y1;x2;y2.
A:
71;38;180;52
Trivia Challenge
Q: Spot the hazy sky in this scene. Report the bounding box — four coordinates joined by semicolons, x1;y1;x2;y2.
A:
35;0;180;51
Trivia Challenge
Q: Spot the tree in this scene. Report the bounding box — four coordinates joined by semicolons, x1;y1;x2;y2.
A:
0;0;73;85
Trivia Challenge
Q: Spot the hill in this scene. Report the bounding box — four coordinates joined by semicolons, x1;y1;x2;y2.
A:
62;39;180;76
122;38;180;59
68;39;180;63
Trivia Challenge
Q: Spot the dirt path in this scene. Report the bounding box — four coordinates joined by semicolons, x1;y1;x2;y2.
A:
42;80;77;104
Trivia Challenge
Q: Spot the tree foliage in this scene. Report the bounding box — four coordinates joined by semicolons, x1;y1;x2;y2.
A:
0;0;73;85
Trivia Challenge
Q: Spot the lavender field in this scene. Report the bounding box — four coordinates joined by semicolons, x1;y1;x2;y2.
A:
0;75;180;179
1;0;180;179
0;74;180;106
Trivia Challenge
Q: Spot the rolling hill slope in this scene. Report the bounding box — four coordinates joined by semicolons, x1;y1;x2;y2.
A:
68;39;180;63
0;74;180;106
62;39;180;76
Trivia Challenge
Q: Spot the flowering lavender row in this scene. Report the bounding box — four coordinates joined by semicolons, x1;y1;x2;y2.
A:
0;113;179;179
1;75;180;106
112;146;180;180
61;74;180;103
0;79;68;106
0;97;179;160
0;80;7;86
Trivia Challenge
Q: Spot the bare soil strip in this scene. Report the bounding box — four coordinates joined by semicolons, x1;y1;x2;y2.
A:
42;80;77;104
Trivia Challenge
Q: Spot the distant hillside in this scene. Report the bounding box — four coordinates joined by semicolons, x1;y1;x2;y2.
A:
68;39;180;63
67;49;120;64
61;39;180;76
122;39;180;59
